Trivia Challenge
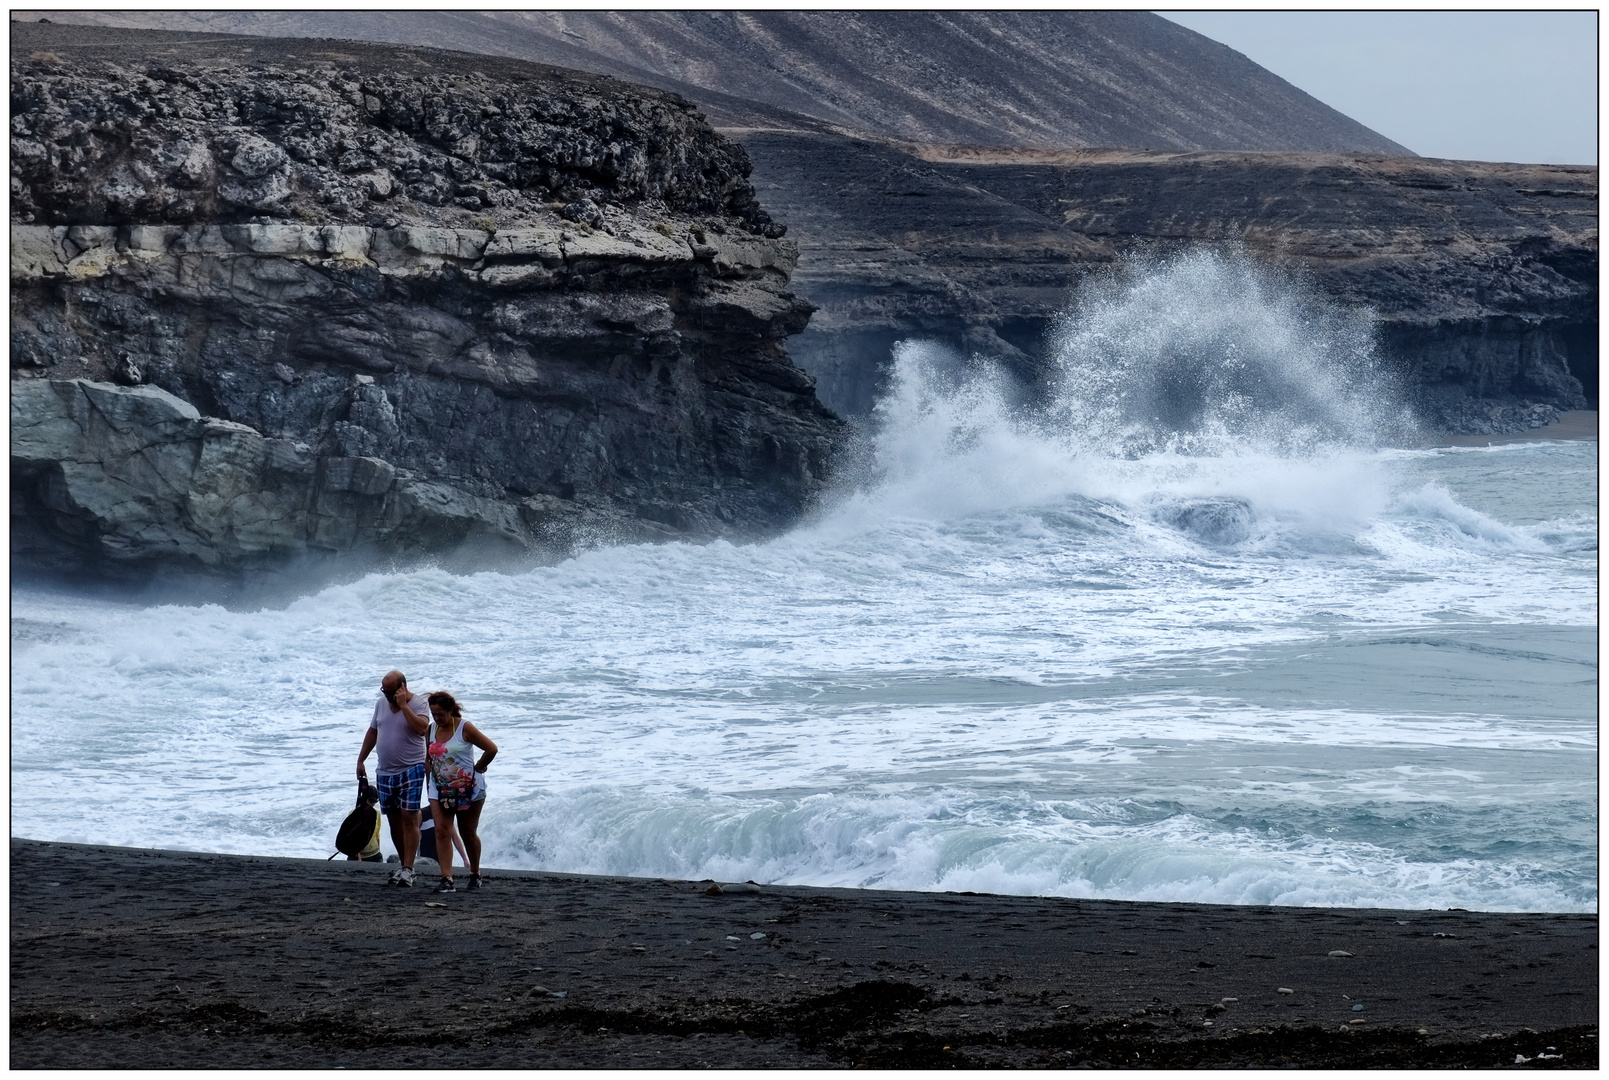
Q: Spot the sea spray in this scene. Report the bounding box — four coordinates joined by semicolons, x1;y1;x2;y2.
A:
1044;251;1417;457
834;251;1415;546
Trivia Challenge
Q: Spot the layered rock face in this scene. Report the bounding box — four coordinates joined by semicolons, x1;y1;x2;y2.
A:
10;26;840;585
744;134;1597;430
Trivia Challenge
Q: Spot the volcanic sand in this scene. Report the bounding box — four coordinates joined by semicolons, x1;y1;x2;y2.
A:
1436;409;1597;447
10;840;1597;1068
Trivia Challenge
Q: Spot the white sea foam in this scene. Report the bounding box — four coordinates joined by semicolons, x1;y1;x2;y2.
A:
470;787;1589;912
11;253;1595;911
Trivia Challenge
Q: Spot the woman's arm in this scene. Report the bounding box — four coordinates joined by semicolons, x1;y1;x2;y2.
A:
463;722;498;772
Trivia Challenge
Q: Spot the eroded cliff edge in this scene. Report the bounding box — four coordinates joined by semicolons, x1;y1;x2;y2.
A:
744;135;1597;431
10;26;841;586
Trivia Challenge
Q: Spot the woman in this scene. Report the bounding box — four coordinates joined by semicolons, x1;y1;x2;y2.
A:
425;691;498;893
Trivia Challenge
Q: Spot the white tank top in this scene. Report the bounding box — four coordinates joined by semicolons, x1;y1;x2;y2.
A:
428;718;480;799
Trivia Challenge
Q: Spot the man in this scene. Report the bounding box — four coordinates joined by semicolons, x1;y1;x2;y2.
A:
356;670;431;886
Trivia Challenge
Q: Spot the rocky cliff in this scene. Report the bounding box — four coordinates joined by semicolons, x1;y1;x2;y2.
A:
22;13;1592;436
10;25;840;587
743;134;1597;430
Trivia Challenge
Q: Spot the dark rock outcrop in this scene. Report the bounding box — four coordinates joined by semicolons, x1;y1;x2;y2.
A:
10;26;840;586
742;134;1597;429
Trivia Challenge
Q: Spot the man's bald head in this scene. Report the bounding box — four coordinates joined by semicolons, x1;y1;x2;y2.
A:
381;670;406;701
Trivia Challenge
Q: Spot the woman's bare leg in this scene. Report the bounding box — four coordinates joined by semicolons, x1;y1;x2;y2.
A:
459;799;485;876
429;799;455;880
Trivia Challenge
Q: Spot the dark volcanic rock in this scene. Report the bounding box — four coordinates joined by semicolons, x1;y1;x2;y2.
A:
742;134;1597;428
9;25;840;586
22;10;1413;154
9;23;781;233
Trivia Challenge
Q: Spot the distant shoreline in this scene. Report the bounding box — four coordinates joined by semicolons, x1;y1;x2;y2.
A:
12;839;1598;1068
1433;409;1597;447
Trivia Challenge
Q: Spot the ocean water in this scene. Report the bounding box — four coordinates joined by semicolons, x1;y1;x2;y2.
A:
11;254;1597;912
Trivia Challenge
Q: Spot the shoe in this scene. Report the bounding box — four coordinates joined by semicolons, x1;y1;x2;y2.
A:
467;874;483;891
394;867;416;887
436;878;456;893
387;868;403;884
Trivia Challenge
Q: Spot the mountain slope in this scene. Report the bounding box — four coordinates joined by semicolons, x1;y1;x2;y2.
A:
19;10;1413;154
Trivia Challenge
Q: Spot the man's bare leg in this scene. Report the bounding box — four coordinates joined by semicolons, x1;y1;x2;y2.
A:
399;809;420;870
385;808;406;861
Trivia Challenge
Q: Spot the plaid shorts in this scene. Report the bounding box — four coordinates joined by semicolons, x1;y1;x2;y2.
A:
376;763;426;813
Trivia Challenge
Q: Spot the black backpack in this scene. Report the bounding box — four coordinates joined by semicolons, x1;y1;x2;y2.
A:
334;779;381;858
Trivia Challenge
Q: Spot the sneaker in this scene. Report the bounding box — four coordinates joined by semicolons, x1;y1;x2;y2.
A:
394;867;416;887
467;874;483;891
387;868;403;884
436;878;456;893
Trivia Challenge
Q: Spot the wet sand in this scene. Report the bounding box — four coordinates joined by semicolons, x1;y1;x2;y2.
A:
10;840;1597;1068
1435;410;1597;447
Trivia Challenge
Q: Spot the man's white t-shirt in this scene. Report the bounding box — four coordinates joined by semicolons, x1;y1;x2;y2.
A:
371;694;428;775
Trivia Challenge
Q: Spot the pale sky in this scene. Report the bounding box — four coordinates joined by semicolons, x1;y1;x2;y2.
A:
1159;11;1598;165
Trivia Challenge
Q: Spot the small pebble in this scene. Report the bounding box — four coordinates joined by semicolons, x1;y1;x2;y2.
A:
1352;1004;1365;1011
725;935;742;941
1349;1018;1367;1025
749;932;766;940
1220;997;1237;1003
1328;950;1354;957
1278;988;1295;995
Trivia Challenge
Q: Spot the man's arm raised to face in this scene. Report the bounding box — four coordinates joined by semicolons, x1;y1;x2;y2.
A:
396;689;431;737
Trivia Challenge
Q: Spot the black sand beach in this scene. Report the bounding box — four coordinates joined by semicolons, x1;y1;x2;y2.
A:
1436;410;1598;447
10;840;1597;1068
